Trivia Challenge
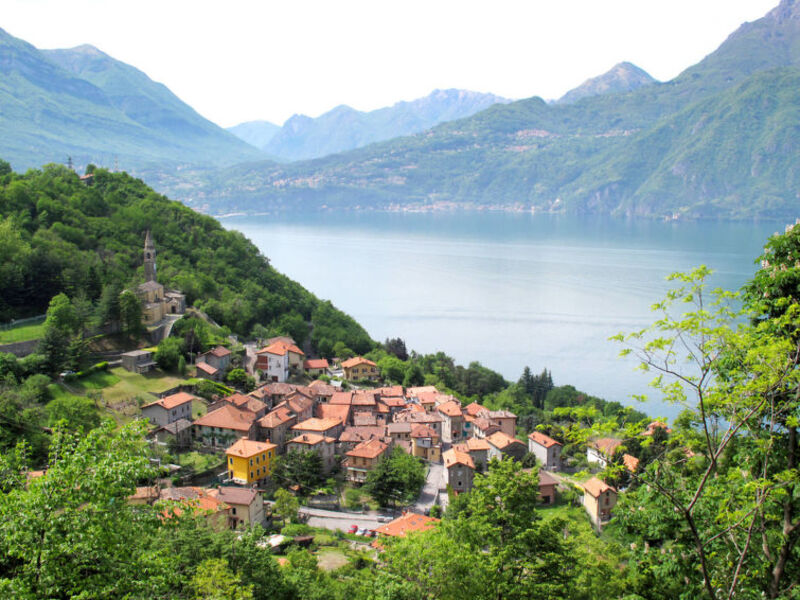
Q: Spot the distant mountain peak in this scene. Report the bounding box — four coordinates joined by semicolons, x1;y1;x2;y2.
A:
557;62;656;104
768;0;800;22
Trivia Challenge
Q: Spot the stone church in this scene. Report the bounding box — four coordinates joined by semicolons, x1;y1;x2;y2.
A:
135;231;186;326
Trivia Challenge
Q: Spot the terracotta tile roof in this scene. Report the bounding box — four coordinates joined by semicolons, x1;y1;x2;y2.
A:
472;418;500;434
339;426;387;443
486;431;524;450
142;391;196;411
415;391;439;405
582;477;616;498
352;391;378;406
437;399;463;418
155;418;193;435
289;433;336;446
304;358;330;370
373;512;439;537
208;486;257;506
260;382;297;396
226;438;277;458
194;404;255;431
375;385;404;397
406;386;439;397
232;396;267;414
308;380;337;396
461;437;491;451
410;424;438;439
443;448;475;470
353;412;378;426
330;391;353;405
292;417;342;432
315;404;350;423
395;409;443;424
642;421;673;436
160;487;229;516
346;438;388;459
379;397;407;408
387;422;412;434
538;470;558;487
623;453;640;473
341;356;377;369
195;362;218;375
464;401;488;416
591;438;623;456
485;409;516;420
287;395;314;417
257;340;305;357
208;346;232;358
528;431;562;448
258;405;296;428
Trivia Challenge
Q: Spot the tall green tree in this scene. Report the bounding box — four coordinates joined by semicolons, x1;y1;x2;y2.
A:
364;447;425;508
614;266;800;599
118;290;143;338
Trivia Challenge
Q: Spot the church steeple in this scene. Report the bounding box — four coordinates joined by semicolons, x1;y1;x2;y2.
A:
143;230;157;282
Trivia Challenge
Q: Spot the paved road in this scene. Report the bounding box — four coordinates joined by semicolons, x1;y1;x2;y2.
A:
301;507;384;532
411;462;444;513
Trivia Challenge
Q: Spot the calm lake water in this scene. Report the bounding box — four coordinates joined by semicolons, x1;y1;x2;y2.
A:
221;211;780;420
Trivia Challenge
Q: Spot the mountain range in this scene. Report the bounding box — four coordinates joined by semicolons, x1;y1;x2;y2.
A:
227;89;511;162
0;30;263;171
156;0;800;220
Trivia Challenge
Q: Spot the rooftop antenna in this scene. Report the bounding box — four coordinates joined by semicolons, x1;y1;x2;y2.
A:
67;156;73;171
113;156;119;172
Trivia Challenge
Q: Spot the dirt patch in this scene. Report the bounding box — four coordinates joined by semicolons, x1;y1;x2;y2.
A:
316;548;350;571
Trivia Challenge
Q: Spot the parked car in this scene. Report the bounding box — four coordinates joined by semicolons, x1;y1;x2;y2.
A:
348;525;358;534
377;516;391;523
356;527;368;536
368;530;378;538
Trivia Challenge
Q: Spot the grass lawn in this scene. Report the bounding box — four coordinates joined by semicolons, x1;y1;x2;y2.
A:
316;548;350;571
0;318;46;344
102;367;186;404
70;371;121;391
177;451;224;473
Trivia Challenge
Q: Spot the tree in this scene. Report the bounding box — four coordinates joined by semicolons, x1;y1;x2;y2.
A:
613;266;800;599
45;395;101;432
271;450;324;494
119;290;143;338
155;336;183;371
226;368;248;390
0;421;162;598
44;293;77;334
364;447;425;508
384;338;408;361
273;488;300;525
191;558;253;600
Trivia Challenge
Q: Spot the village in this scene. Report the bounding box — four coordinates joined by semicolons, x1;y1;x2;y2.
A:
8;232;669;555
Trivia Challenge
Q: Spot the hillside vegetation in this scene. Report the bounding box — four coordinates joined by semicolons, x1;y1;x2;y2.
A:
0;160;372;354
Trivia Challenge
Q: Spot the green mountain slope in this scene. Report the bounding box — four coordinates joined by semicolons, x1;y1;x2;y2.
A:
0;161;373;355
166;0;800;219
0;30;264;171
557;62;656;105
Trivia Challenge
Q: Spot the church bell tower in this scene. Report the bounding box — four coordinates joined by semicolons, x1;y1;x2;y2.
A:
144;230;157;282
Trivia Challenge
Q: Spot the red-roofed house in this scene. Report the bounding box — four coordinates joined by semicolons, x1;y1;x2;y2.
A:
453;437;490;470
528;431;562;471
410;424;441;462
303;358;330;377
486;431;527;462
225;438;277;484
437;399;465;443
341;356;379;381
582;477;617;527
587;438;623;468
258;404;298;452
286;433;337;473
198;346;232;373
344;438;389;483
208;486;265;528
443;448;475;493
193;404;257;448
315;403;351;426
292;417;344;439
373;512;439;544
141;392;196;427
256;341;305;382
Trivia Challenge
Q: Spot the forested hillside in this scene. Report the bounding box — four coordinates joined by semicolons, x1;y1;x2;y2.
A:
0;160;372;355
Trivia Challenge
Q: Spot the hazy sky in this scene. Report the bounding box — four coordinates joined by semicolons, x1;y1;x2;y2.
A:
3;0;779;127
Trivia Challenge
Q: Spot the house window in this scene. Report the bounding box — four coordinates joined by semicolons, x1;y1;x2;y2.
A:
231;507;237;515
268;451;272;458
457;481;462;487
229;458;233;465
229;471;233;479
250;471;254;479
250;459;253;466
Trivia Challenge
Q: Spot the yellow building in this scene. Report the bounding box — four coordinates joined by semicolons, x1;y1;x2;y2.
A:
341;356;380;381
225;438;277;485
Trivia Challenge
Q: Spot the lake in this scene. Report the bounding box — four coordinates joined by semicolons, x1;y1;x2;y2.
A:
221;211;780;420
